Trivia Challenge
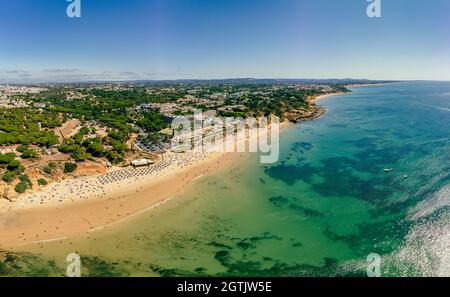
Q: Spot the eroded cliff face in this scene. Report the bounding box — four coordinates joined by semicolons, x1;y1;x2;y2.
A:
0;161;107;201
72;161;107;177
284;104;325;123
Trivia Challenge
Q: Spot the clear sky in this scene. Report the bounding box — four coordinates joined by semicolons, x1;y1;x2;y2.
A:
1;0;450;82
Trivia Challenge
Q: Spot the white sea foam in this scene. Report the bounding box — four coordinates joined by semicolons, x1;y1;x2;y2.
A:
380;184;450;276
338;184;450;276
394;211;450;276
416;103;450;112
409;184;450;220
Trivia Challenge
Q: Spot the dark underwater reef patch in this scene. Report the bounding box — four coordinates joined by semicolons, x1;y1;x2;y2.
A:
322;213;415;257
291;240;303;248
211;250;365;276
0;250;135;277
291;141;314;154
264;163;317;186
208;241;233;250
265;137;417;204
264;157;394;203
0;251;61;277
369;164;450;218
0;248;365;277
80;256;129;277
268;196;325;217
312;157;395;201
235;232;282;251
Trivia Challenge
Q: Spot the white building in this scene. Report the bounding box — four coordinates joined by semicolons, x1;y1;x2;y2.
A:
131;159;153;168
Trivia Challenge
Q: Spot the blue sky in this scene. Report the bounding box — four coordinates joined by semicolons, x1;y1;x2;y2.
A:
1;0;450;82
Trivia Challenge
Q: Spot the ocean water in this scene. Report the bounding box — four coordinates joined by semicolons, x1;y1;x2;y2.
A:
4;82;450;276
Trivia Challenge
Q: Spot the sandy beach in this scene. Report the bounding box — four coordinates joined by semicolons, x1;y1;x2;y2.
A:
314;91;347;102
0;148;245;248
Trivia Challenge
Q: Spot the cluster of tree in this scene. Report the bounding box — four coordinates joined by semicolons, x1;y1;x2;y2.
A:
0;109;59;147
136;110;168;134
16;145;38;159
34;88;170;164
15;174;32;194
235;85;349;119
217;110;247;118
0;153;24;184
85;88;185;105
58;125;126;164
135;110;169;151
43;162;57;175
64;162;78;174
31;90;141;163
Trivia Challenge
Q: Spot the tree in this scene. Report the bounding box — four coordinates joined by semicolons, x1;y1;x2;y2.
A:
37;178;48;186
15;182;29;194
0;153;16;164
2;171;15;182
7;160;21;171
43;162;57;175
79;126;90;135
16;144;28;152
19;175;32;187
87;142;105;157
64;162;78;174
21;149;38;159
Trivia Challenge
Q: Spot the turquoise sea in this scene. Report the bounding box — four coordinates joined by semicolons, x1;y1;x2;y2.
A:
3;82;450;276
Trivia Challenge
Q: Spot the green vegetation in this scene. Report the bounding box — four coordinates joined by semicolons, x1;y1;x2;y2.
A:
2;171;14;182
16;145;28;153
7;160;21;170
21;149;38;159
0;109;59;147
19;174;32;187
137;110;168;133
14;182;28;194
37;178;48;186
23;86;176;163
43;162;56;175
64;162;78;174
0;153;16;164
0;152;24;183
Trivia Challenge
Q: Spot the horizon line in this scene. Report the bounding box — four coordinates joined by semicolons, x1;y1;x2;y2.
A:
1;78;448;85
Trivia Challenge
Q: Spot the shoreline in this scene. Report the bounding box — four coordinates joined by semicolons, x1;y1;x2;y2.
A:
304;91;347;121
0;90;340;249
310;82;398;120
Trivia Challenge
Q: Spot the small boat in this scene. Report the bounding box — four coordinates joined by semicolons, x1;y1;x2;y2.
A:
384;168;394;173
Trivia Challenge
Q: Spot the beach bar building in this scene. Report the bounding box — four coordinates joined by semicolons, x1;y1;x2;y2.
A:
131;159;153;168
